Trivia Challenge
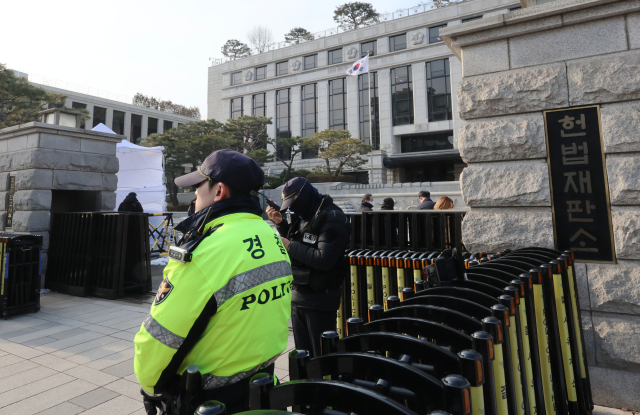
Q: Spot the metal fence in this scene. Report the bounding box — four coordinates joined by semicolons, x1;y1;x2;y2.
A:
0;234;43;319
47;212;152;300
346;210;466;252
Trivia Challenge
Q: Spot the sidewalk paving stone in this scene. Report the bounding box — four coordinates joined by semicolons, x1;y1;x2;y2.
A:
0;322;61;339
51;336;123;360
31;353;79;372
34;402;84;415
101;358;135;378
0;338;45;359
21;336;58;347
65;339;132;365
0;360;40;378
79;395;141;415
49;327;90;339
0;367;57;394
34;330;106;353
64;365;120;387
86;347;135;370
69;388;120;409
0;379;97;415
5;324;76;344
103;379;143;400
0;372;76;409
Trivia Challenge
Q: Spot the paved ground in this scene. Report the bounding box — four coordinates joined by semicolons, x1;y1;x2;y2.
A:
0;291;628;415
0;292;294;415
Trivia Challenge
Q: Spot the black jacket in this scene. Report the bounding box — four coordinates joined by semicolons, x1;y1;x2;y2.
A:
417;198;436;210
276;195;350;311
118;195;144;213
356;202;373;212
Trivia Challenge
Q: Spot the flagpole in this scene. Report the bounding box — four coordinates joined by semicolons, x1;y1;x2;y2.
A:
367;52;374;185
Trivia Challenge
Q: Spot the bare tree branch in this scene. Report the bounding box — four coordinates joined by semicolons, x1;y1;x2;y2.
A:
247;26;274;53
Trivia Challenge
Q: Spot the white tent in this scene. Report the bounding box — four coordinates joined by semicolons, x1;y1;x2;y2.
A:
91;123;116;135
115;140;166;214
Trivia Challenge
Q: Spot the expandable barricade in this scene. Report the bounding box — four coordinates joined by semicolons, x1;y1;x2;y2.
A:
47;212;152;300
0;234;43;319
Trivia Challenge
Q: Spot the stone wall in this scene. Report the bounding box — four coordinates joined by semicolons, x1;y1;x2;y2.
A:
440;0;640;409
0;122;122;281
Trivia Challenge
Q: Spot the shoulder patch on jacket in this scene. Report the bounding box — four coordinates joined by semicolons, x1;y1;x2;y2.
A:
155;278;174;305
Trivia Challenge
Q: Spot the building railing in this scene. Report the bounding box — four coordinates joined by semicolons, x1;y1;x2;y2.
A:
28;73;133;104
210;0;465;65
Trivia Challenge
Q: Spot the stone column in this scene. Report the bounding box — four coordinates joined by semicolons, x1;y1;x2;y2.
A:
105;108;114;131
266;90;277;154
377;68;393;154
141;115;149;139
346;75;359;138
85;103;94;130
449;57;463;147
440;2;640;409
290;85;302;137
124;112;132;142
317;80;329;131
244;95;253;116
412;62;428;126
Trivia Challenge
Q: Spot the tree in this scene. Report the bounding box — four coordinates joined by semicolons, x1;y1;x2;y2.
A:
247;26;274;53
221;39;252;60
314;129;371;179
0;64;67;129
284;27;315;45
132;93;200;119
142;120;234;206
333;2;380;30
273;136;320;181
222;115;273;166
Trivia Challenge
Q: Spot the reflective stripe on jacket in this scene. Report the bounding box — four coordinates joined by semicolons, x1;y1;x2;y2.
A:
134;212;293;394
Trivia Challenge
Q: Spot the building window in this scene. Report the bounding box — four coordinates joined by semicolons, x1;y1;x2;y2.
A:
358;73;380;150
329;79;347;130
131;114;142;144
462;16;482;22
231;72;242;85
112;110;125;135
429;25;447;43
93;106;106;128
361;40;377;57
72;102;86;128
328;48;343;65
163;120;174;131
276;61;288;76
148;117;158;135
256;66;266;80
230;98;243;119
401;131;454;153
276;89;291;161
301;84;317;159
427;59;452;122
391;66;414;126
253;93;266;116
389;34;407;52
304;55;317;70
509;6;522;11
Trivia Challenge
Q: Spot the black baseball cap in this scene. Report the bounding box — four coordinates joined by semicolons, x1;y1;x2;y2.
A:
280;177;309;211
174;149;264;193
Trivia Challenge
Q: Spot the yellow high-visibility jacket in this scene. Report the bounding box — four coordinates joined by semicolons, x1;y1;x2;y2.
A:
134;211;293;394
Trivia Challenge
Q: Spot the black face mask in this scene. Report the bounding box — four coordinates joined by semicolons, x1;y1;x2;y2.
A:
289;184;323;220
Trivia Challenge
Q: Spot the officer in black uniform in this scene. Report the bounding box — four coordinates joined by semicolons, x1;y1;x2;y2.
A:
266;177;350;357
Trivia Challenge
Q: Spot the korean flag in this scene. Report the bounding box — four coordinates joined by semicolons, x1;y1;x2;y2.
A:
346;54;369;76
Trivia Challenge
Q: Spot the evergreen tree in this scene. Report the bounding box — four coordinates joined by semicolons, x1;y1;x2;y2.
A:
333;2;380;30
284;27;315;45
221;39;252;60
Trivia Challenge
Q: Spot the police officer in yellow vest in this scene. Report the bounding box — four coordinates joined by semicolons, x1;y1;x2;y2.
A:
134;149;293;414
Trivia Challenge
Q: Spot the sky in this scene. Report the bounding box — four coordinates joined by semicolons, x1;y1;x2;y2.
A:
3;0;418;118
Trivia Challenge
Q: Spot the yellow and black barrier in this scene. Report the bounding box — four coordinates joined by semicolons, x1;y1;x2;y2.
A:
335;247;593;415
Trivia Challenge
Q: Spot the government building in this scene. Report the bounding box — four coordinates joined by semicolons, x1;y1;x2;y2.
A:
12;71;197;144
207;0;522;184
